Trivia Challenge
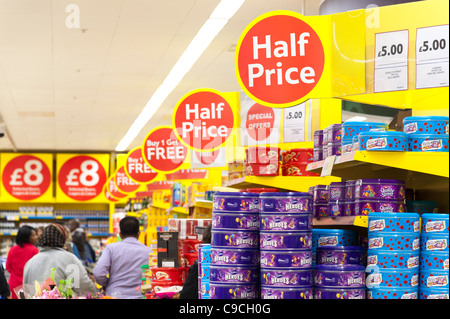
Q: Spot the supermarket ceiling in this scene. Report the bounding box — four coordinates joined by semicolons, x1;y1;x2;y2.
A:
0;0;324;153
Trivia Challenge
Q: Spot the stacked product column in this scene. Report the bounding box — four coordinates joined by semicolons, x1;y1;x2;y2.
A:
259;192;314;299
311;229;362;299
419;213;449;299
366;212;421;299
340;121;388;155
198;244;211;299
403;116;449;152
210;192;260;299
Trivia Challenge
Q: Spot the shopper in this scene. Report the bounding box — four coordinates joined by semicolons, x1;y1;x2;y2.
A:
0;263;10;299
68;219;96;264
178;224;212;299
23;224;98;296
64;226;81;259
93;216;152;299
5;225;39;299
36;226;45;242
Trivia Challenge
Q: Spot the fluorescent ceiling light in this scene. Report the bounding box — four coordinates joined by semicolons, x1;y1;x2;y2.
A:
115;0;245;152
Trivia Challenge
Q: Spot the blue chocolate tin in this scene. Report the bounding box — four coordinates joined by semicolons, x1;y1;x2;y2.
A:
421;213;449;234
312;228;359;248
368;287;418;299
342;121;388;139
366;249;419;270
419;250;449;270
406;200;438;214
359;131;407;151
403;116;449;135
368;232;420;251
420;233;449;252
368;212;420;234
419;287;449;299
408;134;449;152
419;269;449;289
366;268;419;288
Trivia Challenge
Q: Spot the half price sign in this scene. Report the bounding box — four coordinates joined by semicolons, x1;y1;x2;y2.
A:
142;126;187;173
1;153;52;201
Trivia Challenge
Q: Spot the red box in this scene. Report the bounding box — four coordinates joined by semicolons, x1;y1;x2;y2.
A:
167;218;211;240
281;148;314;164
282;163;319;176
245;162;279;176
246;146;280;164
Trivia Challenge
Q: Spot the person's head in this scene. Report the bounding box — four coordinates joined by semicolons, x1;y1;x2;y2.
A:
38;223;67;248
68;219;80;233
202;223;212;244
36;226;45;239
119;216;140;239
16;225;38;247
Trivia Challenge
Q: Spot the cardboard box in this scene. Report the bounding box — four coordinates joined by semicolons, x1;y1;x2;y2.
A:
157;231;179;268
167;218;211;240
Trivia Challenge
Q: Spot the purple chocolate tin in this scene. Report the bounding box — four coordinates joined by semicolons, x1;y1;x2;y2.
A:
366;268;419;288
366;250;419;270
261;268;313;287
328;200;346;217
344;201;355;216
420;233;449;252
313;185;328;202
260;213;312;231
211;248;259;266
328;182;346;201
260;250;312;268
326;142;341;156
314;287;366;299
260;231;312;250
313;147;323;162
421;213;449;234
368;233;420;251
211;230;259;248
408;134;449;152
368;287;418;299
209;283;259;299
345;180;356;200
316;246;366;266
212;212;259;230
314;264;365;288
368;212;420;233
355;179;406;200
261;286;313;299
419;269;449;289
327;124;342;143
313;203;328;218
420;251;449;270
355;199;406;215
210;265;259;283
213;192;259;212
259;192;312;213
314;130;323;147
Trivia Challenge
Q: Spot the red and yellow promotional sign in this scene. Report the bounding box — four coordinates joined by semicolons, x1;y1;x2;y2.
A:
142;126;187;173
0;153;53;202
56;154;109;202
236;11;325;108
104;186;119;202
106;176;127;199
173;88;235;152
124;147;158;184
114;166;140;193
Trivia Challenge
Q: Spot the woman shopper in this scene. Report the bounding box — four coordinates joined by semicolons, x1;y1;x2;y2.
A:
23;223;98;297
6;225;39;299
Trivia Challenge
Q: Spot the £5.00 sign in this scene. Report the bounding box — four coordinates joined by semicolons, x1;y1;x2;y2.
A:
235;11;325;108
57;154;108;202
173;89;235;152
0;153;52;201
142;126;187;173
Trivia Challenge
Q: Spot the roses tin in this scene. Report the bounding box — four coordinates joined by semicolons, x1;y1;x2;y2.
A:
366;249;420;269
419;269;449;289
312;229;359;248
368;233;420;251
342;121;389;139
419;287;449;299
419;250;449;270
366;268;419;288
420;233;449;252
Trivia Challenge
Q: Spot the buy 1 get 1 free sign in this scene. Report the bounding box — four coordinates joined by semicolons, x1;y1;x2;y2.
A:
235;11;325;108
173;89;235;152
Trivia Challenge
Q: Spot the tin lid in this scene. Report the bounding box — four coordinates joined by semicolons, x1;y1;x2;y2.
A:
359;131;407;137
316;245;365;252
214;192;259;197
259;191;312;197
345;180;356;185
312;228;357;235
403;116;449;122
343;121;388;127
314;130;323;135
329;182;347;187
421;213;449;220
408;134;449;138
368;212;419;219
314;264;365;272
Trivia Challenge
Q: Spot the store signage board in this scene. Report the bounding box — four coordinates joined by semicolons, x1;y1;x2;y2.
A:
235;11;326;108
56;154;109;202
416;24;449;89
0;153;53;202
114;166;140;193
173;89;235;152
142;126;187;173
124;147;158;184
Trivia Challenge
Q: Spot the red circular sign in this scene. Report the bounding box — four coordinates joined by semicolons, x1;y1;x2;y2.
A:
114;166;140;193
142;126;187;173
125;147;158;184
245;103;275;141
173;89;234;151
2;155;51;200
236;12;324;107
58;155;107;201
107;177;127;199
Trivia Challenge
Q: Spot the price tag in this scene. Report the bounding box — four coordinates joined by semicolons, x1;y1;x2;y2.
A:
321;155;336;177
374;30;409;92
283;103;306;143
416;25;449;89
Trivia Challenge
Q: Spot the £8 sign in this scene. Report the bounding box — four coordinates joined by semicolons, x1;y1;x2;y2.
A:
1;155;52;201
57;155;107;201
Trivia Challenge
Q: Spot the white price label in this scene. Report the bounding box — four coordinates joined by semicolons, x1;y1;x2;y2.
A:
283;103;305;143
321;155;336;177
416;24;449;89
374;30;409;92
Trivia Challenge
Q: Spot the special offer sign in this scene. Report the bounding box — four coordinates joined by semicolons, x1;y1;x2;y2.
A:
56;154;109;202
142;126;187;173
173;89;235;152
124;147;158;184
235;11;325;108
0;153;53;202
